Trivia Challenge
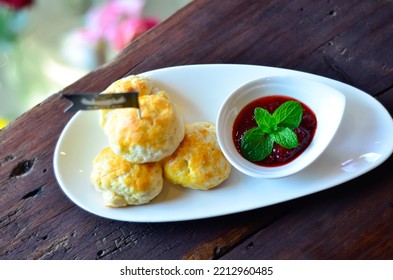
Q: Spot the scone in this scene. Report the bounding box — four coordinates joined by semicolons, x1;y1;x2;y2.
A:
102;75;158;96
163;122;232;190
100;75;162;127
101;92;184;163
91;147;163;207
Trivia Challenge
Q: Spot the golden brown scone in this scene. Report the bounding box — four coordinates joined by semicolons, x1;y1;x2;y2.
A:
163;122;232;190
103;75;158;96
100;75;163;127
91;147;163;207
102;92;184;163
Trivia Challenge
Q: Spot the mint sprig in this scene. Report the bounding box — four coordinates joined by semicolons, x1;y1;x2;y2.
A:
240;100;303;162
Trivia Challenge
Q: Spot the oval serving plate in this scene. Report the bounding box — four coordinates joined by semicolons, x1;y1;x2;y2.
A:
53;64;393;222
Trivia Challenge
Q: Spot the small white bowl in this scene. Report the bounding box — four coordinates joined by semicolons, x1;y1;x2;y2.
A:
216;75;346;178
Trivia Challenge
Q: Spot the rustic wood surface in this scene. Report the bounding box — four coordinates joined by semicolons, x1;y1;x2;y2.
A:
1;0;393;260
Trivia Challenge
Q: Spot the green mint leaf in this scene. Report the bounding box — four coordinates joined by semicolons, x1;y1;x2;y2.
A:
254;107;276;133
271;127;299;149
239;100;303;163
273;100;303;129
240;127;273;161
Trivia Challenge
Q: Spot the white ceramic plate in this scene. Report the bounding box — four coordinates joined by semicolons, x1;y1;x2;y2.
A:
53;64;393;222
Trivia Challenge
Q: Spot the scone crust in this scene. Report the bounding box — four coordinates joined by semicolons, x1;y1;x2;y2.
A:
102;93;184;163
103;75;157;96
163;122;231;190
99;75;164;127
91;147;163;207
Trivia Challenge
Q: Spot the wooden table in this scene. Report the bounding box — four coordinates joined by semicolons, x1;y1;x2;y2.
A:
1;0;393;260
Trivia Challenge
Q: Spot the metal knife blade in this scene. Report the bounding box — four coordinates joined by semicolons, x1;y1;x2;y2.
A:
63;92;139;112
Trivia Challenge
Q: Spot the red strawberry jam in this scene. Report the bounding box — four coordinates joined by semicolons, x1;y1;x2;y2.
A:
232;95;317;167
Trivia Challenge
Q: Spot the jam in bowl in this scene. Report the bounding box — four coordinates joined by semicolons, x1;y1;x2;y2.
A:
216;75;346;178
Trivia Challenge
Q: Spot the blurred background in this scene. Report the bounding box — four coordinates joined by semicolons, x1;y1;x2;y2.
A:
0;0;191;128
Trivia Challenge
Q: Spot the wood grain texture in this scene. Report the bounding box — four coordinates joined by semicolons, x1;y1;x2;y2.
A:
1;0;392;260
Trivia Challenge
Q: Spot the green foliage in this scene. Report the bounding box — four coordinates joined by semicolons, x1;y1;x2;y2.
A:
240;101;303;162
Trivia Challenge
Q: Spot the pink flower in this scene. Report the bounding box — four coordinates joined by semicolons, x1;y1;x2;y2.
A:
0;0;33;10
111;18;157;50
83;0;158;50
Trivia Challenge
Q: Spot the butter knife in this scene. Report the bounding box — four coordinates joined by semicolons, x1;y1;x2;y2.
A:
63;92;139;112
